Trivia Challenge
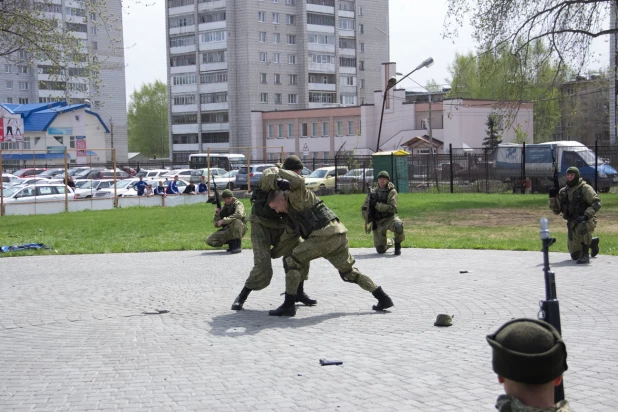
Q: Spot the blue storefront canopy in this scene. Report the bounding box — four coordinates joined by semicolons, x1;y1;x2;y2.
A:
1;153;71;160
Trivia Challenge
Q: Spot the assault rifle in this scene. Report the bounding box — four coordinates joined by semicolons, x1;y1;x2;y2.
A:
362;182;378;234
539;218;565;402
210;175;221;209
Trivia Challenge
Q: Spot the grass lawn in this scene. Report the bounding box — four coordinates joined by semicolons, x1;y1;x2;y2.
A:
1;193;617;257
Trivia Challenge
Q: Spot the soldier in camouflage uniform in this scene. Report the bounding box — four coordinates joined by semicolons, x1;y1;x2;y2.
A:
549;166;601;264
205;189;247;254
362;170;405;255
263;156;394;317
487;319;572;412
230;157;315;311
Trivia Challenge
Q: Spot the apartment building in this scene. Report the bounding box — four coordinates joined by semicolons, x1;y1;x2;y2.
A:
0;0;128;161
166;0;389;163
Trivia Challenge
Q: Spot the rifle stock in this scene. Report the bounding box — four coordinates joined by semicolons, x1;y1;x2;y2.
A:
539;218;565;402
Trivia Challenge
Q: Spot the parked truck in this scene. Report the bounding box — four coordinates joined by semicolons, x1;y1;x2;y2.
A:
494;141;618;193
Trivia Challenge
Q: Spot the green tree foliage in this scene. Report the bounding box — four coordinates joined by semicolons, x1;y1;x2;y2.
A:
127;81;169;158
483;114;502;150
447;42;566;142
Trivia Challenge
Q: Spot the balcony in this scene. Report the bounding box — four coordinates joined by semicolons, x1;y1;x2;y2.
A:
199;40;228;51
306;4;334;14
169;25;196;36
170;45;196;55
339;66;357;74
308;62;336;73
200;102;228;111
199;62;227;72
173;143;200;152
198;0;226;12
168;5;194;16
307;24;335;34
308;83;336;92
339;47;356;57
171;65;197;75
307;43;335;53
171;84;199;95
198;20;226;32
172;124;199;134
338;29;355;37
338;10;354;18
171;104;198;113
202;123;229;132
198;82;227;93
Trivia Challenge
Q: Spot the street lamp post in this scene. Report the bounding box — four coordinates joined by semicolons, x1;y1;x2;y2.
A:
376;57;434;152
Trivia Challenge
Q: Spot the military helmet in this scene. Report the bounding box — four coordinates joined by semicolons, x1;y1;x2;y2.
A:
486;318;568;384
283;155;304;171
221;189;234;198
377;171;390;180
434;314;453;327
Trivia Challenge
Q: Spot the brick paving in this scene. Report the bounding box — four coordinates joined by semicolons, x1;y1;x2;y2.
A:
0;247;616;411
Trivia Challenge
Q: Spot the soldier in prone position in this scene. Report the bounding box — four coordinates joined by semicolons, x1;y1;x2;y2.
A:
362;170;405;255
205;189;247;254
230;156;315;311
549;166;601;264
263;156;394;317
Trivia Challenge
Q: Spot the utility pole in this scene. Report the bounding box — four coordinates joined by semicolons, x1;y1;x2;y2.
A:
428;92;439;191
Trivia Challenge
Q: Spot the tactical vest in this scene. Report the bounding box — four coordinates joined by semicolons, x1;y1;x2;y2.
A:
251;188;286;222
220;204;235;219
374;187;395;220
288;200;338;239
559;186;587;221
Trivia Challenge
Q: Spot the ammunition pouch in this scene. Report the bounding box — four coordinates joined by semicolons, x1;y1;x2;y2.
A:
290;201;338;239
220;206;234;219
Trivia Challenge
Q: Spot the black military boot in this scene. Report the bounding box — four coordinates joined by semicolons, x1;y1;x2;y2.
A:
295;281;317;306
229;239;242;254
225;240;233;252
269;293;297;316
591;237;600;257
394;242;402;256
231;287;251;310
577;243;590;264
372;286;394;311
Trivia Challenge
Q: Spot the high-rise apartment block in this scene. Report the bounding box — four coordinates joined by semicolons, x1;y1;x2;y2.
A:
0;0;128;161
166;0;389;163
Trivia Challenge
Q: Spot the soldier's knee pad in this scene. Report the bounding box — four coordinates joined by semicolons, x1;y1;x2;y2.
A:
376;246;387;254
393;221;404;234
339;268;359;284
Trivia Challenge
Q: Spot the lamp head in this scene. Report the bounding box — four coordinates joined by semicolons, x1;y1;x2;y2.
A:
386;77;397;89
414;57;435;71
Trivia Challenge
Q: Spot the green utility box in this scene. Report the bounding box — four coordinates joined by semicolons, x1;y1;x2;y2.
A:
372;150;410;193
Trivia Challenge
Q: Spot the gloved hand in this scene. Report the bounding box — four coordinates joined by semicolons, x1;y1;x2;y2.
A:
574;215;588;225
548;187;559;198
276;178;291;191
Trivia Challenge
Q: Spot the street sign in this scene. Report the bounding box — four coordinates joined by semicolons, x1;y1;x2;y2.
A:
302;143;309;154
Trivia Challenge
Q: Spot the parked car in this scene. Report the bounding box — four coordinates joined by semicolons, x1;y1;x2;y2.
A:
121;166;137;176
94;178;141;198
235;164;276;190
210;170;239;190
304;166;349;191
2;173;18;184
135;169;171;179
1;184;75;203
74;167;106;179
11;168;47;178
74;180;116;199
161;169;194;179
57;167;91;180
339;168;374;184
88;170;130;180
38;168;66;179
301;167;312;177
6;177;51;188
189;168;228;184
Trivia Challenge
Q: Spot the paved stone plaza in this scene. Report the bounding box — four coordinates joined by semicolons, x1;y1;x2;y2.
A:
0;248;616;411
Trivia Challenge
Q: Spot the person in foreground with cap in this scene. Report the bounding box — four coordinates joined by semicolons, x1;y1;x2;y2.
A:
230;156;315;311
362;170;405;255
262;155;394;316
205;189;247;254
549;166;601;264
487;318;571;411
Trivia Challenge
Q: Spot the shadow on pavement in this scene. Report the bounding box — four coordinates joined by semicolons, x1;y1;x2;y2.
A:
208;310;375;337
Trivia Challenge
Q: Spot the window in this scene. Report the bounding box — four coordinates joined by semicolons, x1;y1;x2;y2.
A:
268;125;274;138
260;52;267;62
307;13;335;26
92;42;98;50
323;151;330;160
359;61;365;71
18;66;28;74
287;34;296;44
301;123;308;137
360;42;365;52
201;111;229;123
172;113;198;124
91;26;97;35
272;13;280;24
359;24;364;33
273;33;280;43
200;30;225;42
273;53;280;63
348;120;354;135
273;0;279;3
309;54;335;64
6;81;13;89
288;94;298;104
275;93;282;104
200;91;227;104
339;57;356;67
202;132;229;143
260;73;267;83
171;54;196;67
18;98;29;104
339;0;354;10
340;94;357;105
4;65;11;73
258;11;265;22
312;122;318;136
286;14;295;25
200;71;227;84
90;12;97;20
278;124;284;138
172;74;197;85
288;74;297;84
308;33;334;44
172;134;199;144
169;0;194;7
260;93;268;103
288;54;296;64
286;0;294;4
202;50;226;63
259;32;266;42
360;79;365;89
339;38;355;49
339;18;355;30
309;92;336;103
322;122;328;136
6;97;12;103
23;137;31;150
173;95;196;105
359;6;363;15
288;124;294;137
274;73;281;84
336;121;343;135
198;10;226;23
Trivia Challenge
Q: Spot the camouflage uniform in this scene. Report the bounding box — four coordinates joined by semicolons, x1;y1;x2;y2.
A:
362;181;404;253
205;197;247;247
495;395;572;412
261;168;380;296
243;183;309;291
549;177;601;260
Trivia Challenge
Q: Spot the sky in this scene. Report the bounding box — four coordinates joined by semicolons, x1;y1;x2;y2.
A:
121;0;611;105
